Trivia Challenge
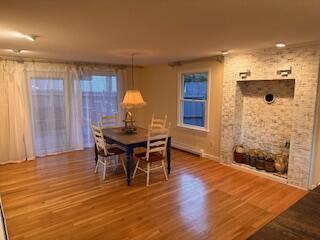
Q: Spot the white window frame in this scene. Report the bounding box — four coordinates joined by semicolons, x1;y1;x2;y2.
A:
177;69;211;132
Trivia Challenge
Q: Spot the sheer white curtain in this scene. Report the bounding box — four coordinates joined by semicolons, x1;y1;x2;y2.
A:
25;63;84;156
0;60;125;161
116;68;126;120
69;67;84;150
0;61;34;164
79;66;124;147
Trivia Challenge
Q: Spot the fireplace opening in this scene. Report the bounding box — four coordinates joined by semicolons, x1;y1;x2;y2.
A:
233;79;295;179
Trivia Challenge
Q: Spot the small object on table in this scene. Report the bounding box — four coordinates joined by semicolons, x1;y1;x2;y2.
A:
122;111;137;134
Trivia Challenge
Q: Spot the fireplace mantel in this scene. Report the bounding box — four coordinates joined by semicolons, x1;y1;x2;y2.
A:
236;78;295;82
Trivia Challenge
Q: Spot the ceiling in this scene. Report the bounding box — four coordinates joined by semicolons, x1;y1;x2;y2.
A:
0;0;320;65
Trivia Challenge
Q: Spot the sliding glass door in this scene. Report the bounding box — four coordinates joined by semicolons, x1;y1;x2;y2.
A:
27;66;121;156
30;77;68;155
80;74;118;147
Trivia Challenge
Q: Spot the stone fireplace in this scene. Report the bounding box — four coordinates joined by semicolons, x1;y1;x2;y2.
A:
220;44;320;188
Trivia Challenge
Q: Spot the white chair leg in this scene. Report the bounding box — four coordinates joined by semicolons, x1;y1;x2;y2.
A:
162;160;168;181
146;163;150;186
112;155;118;172
132;159;139;179
103;162;107;180
95;161;99;173
121;156;127;176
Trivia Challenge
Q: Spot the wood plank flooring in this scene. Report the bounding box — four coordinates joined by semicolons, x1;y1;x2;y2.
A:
249;185;320;239
0;149;306;240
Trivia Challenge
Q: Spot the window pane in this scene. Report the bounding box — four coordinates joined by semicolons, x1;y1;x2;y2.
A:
182;72;208;100
31;78;67;155
180;71;208;129
182;101;205;127
80;75;118;147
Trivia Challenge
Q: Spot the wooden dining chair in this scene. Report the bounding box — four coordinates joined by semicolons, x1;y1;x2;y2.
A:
132;124;170;186
91;123;127;180
0;196;9;240
99;113;119;129
150;114;167;129
99;113;125;150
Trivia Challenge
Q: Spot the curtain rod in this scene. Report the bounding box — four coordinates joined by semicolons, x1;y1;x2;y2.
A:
168;55;224;67
0;55;145;69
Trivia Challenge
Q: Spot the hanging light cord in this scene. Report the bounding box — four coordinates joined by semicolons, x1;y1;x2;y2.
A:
131;54;134;89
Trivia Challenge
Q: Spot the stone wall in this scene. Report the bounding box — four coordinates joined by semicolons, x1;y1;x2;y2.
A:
220;43;320;188
237;80;295;153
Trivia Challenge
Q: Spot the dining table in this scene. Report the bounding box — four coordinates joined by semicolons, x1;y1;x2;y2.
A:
95;127;171;186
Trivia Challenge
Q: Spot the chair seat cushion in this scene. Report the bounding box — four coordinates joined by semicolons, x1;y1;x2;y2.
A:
135;152;164;162
98;147;125;157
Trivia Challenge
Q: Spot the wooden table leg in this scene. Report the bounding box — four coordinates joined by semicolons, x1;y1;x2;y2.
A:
94;143;98;163
125;145;133;186
167;137;171;174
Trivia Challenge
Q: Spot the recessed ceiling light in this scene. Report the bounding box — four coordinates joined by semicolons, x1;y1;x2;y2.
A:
23;34;38;41
276;43;286;48
0;31;39;41
221;50;229;55
12;32;38;41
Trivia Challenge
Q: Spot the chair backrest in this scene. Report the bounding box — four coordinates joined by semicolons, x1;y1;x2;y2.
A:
145;123;170;161
150;114;167;129
0;196;9;240
91;123;108;155
99;114;119;129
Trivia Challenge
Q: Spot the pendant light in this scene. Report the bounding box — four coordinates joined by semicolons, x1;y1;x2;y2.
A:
121;54;146;133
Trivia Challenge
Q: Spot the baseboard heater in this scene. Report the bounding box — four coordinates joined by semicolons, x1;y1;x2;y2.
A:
171;141;202;156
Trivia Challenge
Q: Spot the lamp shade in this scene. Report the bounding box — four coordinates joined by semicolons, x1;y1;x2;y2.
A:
121;90;146;109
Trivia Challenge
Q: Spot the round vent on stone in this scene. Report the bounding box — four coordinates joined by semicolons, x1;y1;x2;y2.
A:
264;93;275;104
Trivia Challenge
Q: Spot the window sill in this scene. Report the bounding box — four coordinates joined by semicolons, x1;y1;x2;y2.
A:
177;124;209;132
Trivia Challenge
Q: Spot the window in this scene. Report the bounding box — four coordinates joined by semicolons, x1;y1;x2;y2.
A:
80;75;118;147
178;71;210;131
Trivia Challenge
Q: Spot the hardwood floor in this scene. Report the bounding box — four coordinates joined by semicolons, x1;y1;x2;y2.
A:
249;185;320;239
0;149;306;240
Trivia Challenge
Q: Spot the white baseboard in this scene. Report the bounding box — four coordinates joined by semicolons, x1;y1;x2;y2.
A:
201;152;220;162
309;183;320;190
287;183;308;191
171;141;220;161
230;162;288;184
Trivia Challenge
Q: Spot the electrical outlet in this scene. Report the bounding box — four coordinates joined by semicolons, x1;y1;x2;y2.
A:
199;149;204;157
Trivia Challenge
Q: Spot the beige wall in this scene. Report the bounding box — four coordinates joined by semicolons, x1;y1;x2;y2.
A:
128;60;224;159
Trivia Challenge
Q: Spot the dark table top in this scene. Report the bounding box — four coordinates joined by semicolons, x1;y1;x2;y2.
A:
102;127;149;145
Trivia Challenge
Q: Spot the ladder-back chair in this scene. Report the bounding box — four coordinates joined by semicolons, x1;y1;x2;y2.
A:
150;114;167;129
91;123;127;180
133;124;170;186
